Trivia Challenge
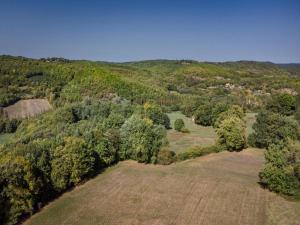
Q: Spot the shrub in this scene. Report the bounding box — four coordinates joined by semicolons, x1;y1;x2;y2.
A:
216;116;246;151
157;149;176;165
174;118;184;131
181;128;190;133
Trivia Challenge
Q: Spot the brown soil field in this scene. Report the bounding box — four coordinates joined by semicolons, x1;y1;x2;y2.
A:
3;99;52;119
24;149;300;225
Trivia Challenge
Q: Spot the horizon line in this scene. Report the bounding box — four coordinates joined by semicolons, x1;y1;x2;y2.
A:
1;54;300;65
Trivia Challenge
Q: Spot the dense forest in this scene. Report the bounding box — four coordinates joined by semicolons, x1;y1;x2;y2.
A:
1;55;300;225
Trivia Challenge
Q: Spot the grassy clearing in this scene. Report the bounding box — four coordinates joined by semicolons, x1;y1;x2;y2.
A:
167;112;216;153
245;112;257;136
166;112;256;153
24;149;300;225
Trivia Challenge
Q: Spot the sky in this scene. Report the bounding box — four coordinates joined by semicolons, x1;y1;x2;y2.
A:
0;0;299;63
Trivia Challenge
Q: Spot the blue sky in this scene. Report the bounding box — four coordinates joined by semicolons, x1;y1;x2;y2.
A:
0;0;299;62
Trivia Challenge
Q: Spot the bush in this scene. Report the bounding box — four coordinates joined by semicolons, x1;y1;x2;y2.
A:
181;128;190;133
174;118;185;131
157;149;176;165
216;116;246;151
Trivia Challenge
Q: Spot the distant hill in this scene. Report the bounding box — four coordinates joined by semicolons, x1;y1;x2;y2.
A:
277;63;300;76
1;55;299;112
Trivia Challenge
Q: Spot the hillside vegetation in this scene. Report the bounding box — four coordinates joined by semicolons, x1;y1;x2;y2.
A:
1;56;300;225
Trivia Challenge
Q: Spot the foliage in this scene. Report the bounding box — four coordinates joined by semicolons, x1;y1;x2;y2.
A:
1;56;300;224
211;103;229;125
0;100;166;225
259;143;300;195
267;93;296;116
174;118;185;131
180;127;190;133
50;137;95;191
249;110;299;148
216;116;246;151
143;102;170;129
156;149;176;165
0;119;21;134
214;105;245;128
119;115;167;163
193;104;212;126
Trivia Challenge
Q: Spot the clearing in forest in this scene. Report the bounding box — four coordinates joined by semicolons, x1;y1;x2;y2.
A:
3;99;52;119
166;111;256;153
167;111;217;153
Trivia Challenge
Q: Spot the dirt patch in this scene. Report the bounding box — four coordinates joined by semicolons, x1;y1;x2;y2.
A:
3;99;52;119
24;149;300;225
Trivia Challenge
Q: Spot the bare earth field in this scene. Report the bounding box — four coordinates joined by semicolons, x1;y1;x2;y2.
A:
3;99;52;119
24;149;300;225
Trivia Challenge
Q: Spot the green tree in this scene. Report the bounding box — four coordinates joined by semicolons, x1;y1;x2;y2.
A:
174;118;185;131
120;115;166;163
50;137;95;191
0;154;40;225
143;103;170;129
216;116;246;151
214;105;245;128
249;111;299;148
267;93;296;116
211;103;229;125
259;144;300;195
93;129;120;167
193;104;212;126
